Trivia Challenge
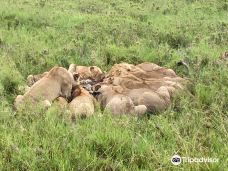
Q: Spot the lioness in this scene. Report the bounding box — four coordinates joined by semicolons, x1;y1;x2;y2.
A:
94;84;147;116
68;64;103;82
69;85;96;119
14;67;74;110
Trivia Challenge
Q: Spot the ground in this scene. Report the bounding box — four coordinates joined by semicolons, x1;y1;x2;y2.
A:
0;0;227;170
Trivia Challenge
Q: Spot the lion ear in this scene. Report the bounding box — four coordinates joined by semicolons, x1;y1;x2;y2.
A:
93;84;101;91
90;66;95;72
68;64;77;73
73;72;80;81
72;85;81;97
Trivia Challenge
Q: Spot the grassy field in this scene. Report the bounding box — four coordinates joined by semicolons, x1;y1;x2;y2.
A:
0;0;227;170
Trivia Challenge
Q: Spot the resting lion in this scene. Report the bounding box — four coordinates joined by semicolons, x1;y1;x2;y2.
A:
104;94;147;116
94;62;186;113
94;84;147;116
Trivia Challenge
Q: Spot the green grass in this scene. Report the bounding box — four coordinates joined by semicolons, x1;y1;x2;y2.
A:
0;0;227;170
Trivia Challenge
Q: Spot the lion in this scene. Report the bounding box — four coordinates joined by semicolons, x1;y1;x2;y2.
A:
93;84;122;109
54;97;68;109
27;71;49;87
136;62;176;77
14;67;75;110
103;62;184;92
124;88;170;113
106;62;176;79
134;105;147;116
104;94;135;115
105;63;136;77
68;64;103;82
104;94;147;116
94;62;186;114
94;83;172;113
94;84;147;116
104;75;183;93
69;85;96;119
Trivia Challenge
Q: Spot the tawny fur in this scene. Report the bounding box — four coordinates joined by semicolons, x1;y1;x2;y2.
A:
103;62;184;92
68;64;103;81
96;85;147;116
14;67;74;110
69;85;95;119
54;97;68;109
104;94;135;115
95;61;186;113
124;88;170;113
27;71;49;87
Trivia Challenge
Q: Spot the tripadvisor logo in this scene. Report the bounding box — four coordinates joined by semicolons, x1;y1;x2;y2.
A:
171;155;181;165
171;155;219;165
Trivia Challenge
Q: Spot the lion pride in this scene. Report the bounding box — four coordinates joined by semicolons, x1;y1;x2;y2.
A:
94;62;185;114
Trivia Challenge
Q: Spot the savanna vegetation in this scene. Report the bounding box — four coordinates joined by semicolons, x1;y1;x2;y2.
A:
0;0;227;170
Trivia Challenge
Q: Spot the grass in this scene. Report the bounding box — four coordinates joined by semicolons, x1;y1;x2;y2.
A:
0;0;227;170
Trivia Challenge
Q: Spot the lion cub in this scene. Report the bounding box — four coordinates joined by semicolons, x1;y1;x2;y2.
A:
69;85;96;119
